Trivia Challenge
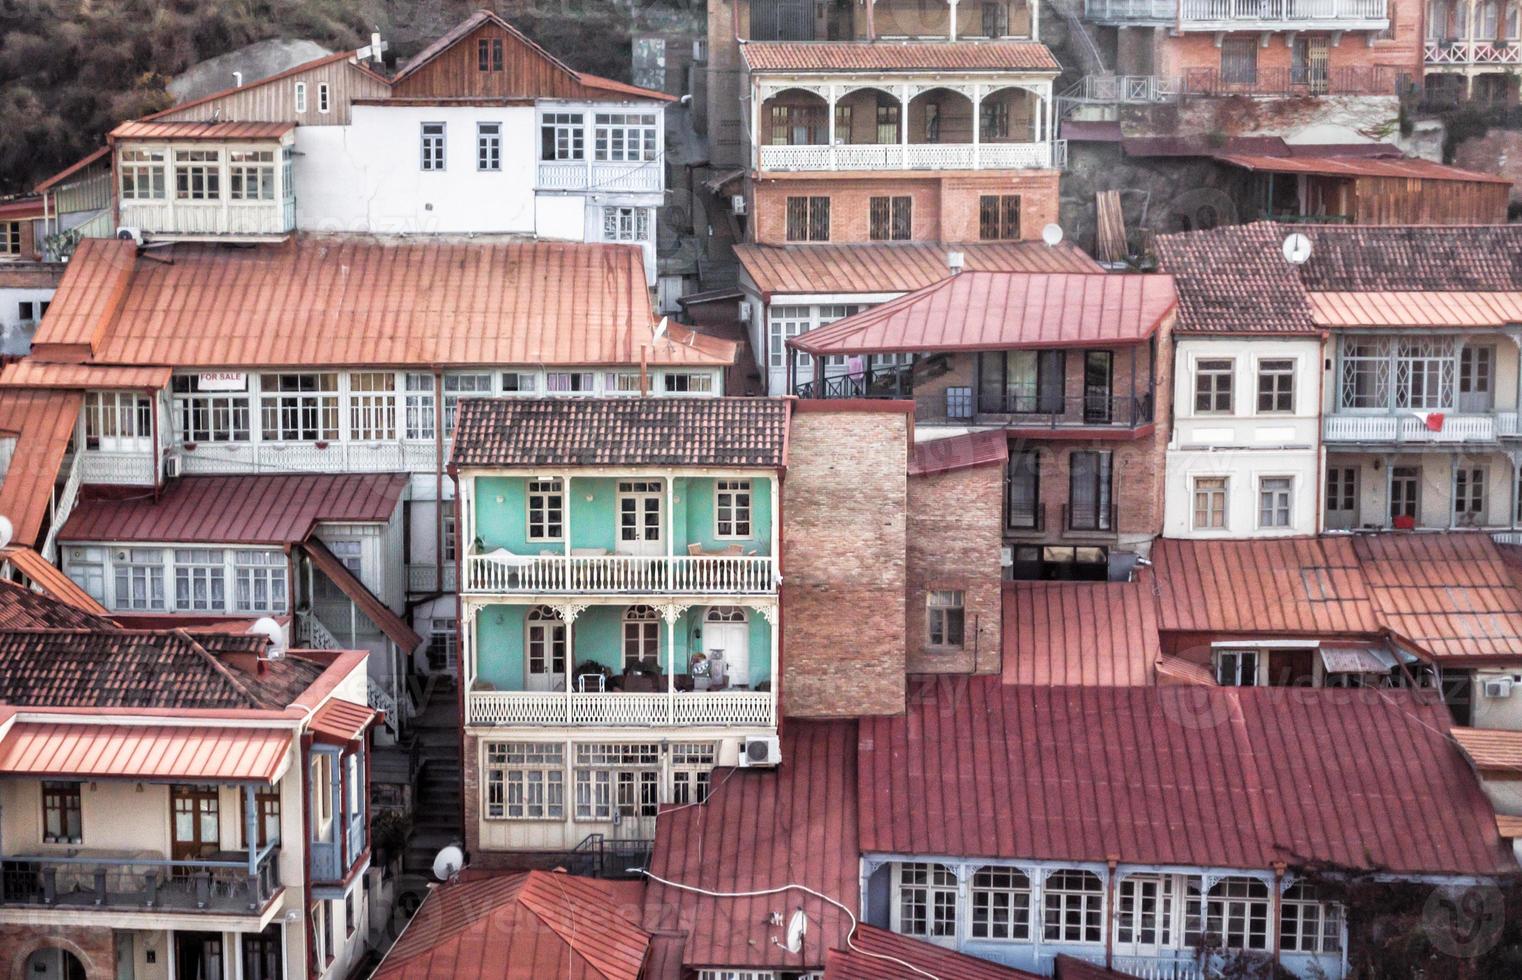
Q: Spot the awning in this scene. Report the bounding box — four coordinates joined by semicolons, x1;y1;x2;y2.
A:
311;699;379;746
0;722;292;783
1319;644;1396;674
302;537;424;653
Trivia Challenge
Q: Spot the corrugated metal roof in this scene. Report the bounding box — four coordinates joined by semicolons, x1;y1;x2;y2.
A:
743;40;1060;72
825;925;1041;979
1217;153;1513;184
1150;537;1379;636
1309;291;1522;328
908;431;1008;477
1452;726;1522;774
1003;578;1159;686
0;388;83;547
110;120;295;140
643;721;858;972
858;678;1516;875
451;397;790;469
0;722;291;783
310;698;378;745
34;238;732;368
0;361;171;390
302;538;423;653
60;473;407;545
737;241;1100;297
788;272;1176;355
375;870;650;980
0;552;110;618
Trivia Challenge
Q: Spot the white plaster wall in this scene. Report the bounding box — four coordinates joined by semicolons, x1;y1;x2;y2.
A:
1165;448;1321;538
0;286;54;356
1474;668;1522;733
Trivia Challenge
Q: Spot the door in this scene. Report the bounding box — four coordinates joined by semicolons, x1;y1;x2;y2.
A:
1460;345;1495;413
171;785;220;861
1083;351;1114;424
524;606;567;691
241;926;282;980
1294;36;1330;93
1115;875;1175;956
115;933;135;980
617;481;664;556
1390;466;1422;525
704;607;751;688
1325;466;1359;530
174;933;223;980
25;950;84;980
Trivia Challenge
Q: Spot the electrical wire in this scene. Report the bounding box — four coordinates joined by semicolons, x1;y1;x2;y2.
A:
636;868;941;980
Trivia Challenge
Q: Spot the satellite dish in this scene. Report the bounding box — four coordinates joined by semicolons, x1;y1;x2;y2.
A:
1283;232;1313;265
432;844;465;882
1041;223;1065;247
250;617;286;658
652;316;669;343
0;515;11;550
785;908;808;954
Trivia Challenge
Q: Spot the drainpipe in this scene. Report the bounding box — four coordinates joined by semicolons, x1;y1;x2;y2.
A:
1104;855;1119;968
434;369;444;604
150;388;163;500
1272;862;1286;970
300;732;316;980
1315;332;1328;532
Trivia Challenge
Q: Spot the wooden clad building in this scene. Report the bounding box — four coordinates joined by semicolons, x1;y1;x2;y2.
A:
1220;154;1513;225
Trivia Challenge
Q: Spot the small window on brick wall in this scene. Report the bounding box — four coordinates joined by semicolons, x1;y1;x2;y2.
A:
786;196;830;241
928;590;965;648
979;195;1021;240
869;195;912;241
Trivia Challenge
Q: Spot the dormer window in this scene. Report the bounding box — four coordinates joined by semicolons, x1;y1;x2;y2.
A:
478;37;504;71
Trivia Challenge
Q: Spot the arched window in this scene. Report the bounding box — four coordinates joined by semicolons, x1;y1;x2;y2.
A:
705;606;746;623
622;605;660;666
25;949;85;980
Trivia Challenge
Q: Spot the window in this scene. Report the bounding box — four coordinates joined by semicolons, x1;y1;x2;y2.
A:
240;788;280;849
927;590;965;648
715;480;752;538
1006;449;1041;530
1216;649;1259;686
768;103;824;145
420;123;446;171
671;743;716;805
875;97;900;144
1117;875;1177;947
1044;870;1104;944
172;376;251;443
1461;345;1494;402
260;372;338;441
294;83;308;113
573;743;660;821
982;1;1011;35
602;206;650;242
478;37;504;71
980;100;1010;139
42;782;83;843
1339;337;1456;411
622;605;661;666
869;196;912;241
663;372;714;394
527;479;564;541
443;373;493;433
785;196;830;242
484;742;564;819
1193;477;1228;530
1280;883;1344;954
347;372;397;441
1194;359;1234;413
174;549;226;611
428;619;458;672
1258;477;1293;529
979;195;1021;240
84;391;152;449
981;349;1065;414
540;112;585;160
546;371;595;393
345;890;356;937
312;901;329;965
175;149;221;200
502;372;537;394
477;122;502;171
234;551;287;613
224;149;275;202
317;83;330;113
768;305;810;369
115;548;166;611
1256;359;1295;413
1221;36;1259;84
594;112;658;162
1455;466;1486;523
972;867;1031;940
896;863;958;938
119;149;166;200
65;547;107;605
1067;451;1113;532
1200;877;1271;951
1390;465;1421;522
1326;466;1357;514
404;373;436;440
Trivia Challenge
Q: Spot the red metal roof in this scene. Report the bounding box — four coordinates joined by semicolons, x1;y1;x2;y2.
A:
908;431;1008;477
0;551;110;617
310;698;378;745
60;473;407;545
0;388;82;547
0;361;170;390
736;242;1100;298
743;40;1060;72
1003;578;1160;686
788;272;1176;356
374;870;650;980
34;238;730;368
1149;537;1380;636
1309;291;1522;328
643;721;858;973
0;722;291;783
1452;727;1522;774
858;678;1516;875
825;924;1041;979
301;538;424;653
34;147;111;194
110;120;295;140
1217;153;1514;184
0;198;44;221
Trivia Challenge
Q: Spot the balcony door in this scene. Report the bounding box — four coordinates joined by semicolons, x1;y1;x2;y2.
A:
1293;36;1330;94
525;606;567;691
1460;345;1495;412
170;784;220;861
617;480;664;557
1083;351;1114;424
173;933;223;980
978;350;1064;414
704;606;751;688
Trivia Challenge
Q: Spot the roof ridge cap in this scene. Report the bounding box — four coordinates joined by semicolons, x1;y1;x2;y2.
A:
174;628;264;708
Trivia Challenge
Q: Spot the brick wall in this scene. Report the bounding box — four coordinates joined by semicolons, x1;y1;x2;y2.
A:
905;461;1003;674
751;172;1060;245
782;405;909;717
706;0;746;166
1156;11;1422;89
0;926;114;980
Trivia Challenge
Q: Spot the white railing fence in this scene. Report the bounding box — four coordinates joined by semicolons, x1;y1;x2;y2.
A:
464;554;777;595
1323;413;1507;444
468;690;774;727
759;141;1063;172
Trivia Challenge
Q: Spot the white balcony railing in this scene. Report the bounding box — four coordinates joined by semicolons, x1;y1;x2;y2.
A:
118;199;295;238
79;452;156;486
1323;412;1517;444
1180;0;1386;24
463;553;777;595
468;690;775;727
537;161;662;193
1084;0;1177;20
406;562;459;594
759;140;1064;172
176;440;436;476
1425;39;1522;66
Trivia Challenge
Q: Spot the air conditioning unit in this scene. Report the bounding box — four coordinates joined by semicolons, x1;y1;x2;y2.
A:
731;195;747;216
1484;677;1515;698
163;455;182;480
738;734;781;768
116;227;144;246
1000;545;1014;568
738;302;752;324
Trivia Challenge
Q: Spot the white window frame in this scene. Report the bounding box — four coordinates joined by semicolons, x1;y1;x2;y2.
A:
483;742;565;820
119;148;167;200
526;479;565;542
1215;648;1259;686
927;589;965;648
317;83;331;114
172;376;251;444
233;550;288;614
970;866;1032;941
1257;476;1294;530
83;391;153;452
593;112;658;162
113;548;167;612
1192;476;1228;531
1043;869;1105;944
477;121;502;172
347;372;398;442
573;743;660;822
1255;357;1296;414
621;605;661;667
892;862;958;940
443;372;493;434
1279;883;1344;955
294;83;308;113
1199;877;1271;952
174;149;221;201
228;149;276;201
767;305;811;370
601;205;650;242
1455;465;1487;524
259;372;339;443
420;122;446;171
670;742;716;805
714;480;752;539
173;548;226;612
403;373;436;441
540;112;585;161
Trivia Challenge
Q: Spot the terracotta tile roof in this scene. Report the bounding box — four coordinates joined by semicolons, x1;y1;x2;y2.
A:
110;120;295;140
301;537;423;653
60;473;407;545
0;580;112;629
0;388;83;546
1003;578;1160;686
310;698;379;745
451;397;789;469
1217;153;1513;184
743;40;1060;72
788;271;1175;356
858;678;1516;875
375;870;650;980
1153;223;1317;336
1309;291;1522;328
825;925;1042;979
643;721;859;973
34;238;731;368
737;241;1100;297
0;722;292;783
1150;537;1380;636
0;628;321;709
0;550;109;617
0;361;170;390
1353;533;1522;664
908;431;1008;477
1295;225;1522;291
1452;727;1522;774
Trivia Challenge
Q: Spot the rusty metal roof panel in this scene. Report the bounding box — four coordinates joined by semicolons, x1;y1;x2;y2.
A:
1452;727;1522;774
0;361;171;390
1309;291;1522;328
1003;577;1160;686
0;388;82;546
310;698;379;745
742;41;1060;72
110;120;296;140
0;722;291;782
1217;153;1513;184
825;925;1042;979
736;241;1100;297
908;431;1008;477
